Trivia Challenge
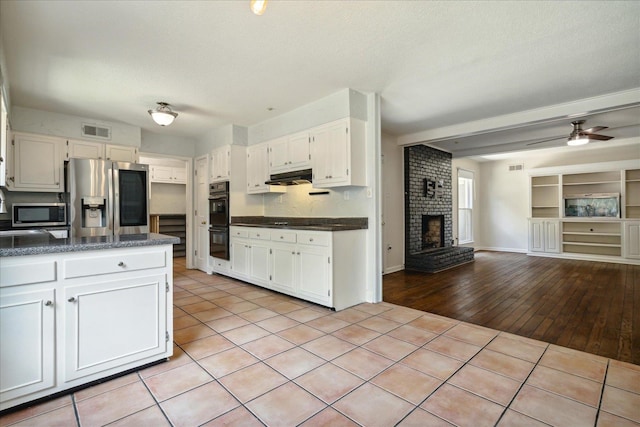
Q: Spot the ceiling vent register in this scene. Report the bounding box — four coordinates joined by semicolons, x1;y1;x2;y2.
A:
508;164;524;172
81;123;111;140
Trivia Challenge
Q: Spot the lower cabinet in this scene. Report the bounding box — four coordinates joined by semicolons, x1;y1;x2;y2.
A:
228;226;365;309
0;245;173;411
0;288;56;403
528;219;560;254
624;221;640;259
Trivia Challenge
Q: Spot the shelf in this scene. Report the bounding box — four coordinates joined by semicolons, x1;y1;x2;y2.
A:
562;242;621;248
532;184;558;188
532;205;559;208
563;180;620;186
562;232;620;237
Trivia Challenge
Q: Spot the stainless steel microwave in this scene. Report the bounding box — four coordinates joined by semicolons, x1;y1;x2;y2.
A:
12;203;67;227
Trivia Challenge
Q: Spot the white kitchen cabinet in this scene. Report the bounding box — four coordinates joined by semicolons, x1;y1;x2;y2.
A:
246;142;285;194
268;131;311;174
106;144;138;163
0;91;8;187
227;226;365;310
624;221;640;259
270;243;297;294
64;273;168;381
230;236;251;280
529;219;560;253
210;145;230;182
0;288;56;403
311;118;367;188
6;132;65;192
0;245;173;411
67;139;105;160
150;165;187;184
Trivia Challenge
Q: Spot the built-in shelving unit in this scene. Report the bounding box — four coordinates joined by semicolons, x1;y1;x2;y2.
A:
562;221;621;257
531;175;559;218
528;160;640;264
150;214;186;257
625;169;640;219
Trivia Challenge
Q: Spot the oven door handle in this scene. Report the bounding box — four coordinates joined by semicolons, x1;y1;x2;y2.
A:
208;195;228;201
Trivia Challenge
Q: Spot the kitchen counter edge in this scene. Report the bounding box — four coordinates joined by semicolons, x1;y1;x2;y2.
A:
0;233;181;257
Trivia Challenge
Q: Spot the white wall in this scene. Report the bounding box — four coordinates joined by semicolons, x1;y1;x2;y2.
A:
141;130;196;157
381;132;404;273
10;106;141;147
476;139;640;252
149;183;187;214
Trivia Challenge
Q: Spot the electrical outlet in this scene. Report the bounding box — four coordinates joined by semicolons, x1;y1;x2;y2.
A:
277;195;283;204
366;187;373;198
343;191;350;200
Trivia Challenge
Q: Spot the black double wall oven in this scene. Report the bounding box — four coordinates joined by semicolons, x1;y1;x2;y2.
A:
209;181;229;260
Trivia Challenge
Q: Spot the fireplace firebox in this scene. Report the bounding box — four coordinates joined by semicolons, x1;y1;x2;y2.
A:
422;214;445;250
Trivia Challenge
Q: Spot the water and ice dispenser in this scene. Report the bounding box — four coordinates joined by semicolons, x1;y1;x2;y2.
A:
81;197;107;228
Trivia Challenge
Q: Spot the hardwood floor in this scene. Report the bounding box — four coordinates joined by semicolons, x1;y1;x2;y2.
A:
383;251;640;364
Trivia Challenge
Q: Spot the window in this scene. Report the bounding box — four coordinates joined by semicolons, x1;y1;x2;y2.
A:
458;169;474;244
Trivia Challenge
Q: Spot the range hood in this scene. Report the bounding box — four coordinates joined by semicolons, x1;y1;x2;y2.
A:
265;169;313;186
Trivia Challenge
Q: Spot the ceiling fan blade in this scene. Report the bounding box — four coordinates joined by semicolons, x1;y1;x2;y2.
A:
585;134;613;141
525;136;565;146
583;126;608;134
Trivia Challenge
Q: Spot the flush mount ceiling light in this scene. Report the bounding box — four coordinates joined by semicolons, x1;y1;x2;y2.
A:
250;0;268;15
148;102;178;126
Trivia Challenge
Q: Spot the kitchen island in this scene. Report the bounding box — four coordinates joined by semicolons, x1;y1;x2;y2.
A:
219;217;368;311
0;233;179;411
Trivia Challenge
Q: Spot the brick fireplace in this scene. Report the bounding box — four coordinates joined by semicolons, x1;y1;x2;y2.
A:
404;145;474;273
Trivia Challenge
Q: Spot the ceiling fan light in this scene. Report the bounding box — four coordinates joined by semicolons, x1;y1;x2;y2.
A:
250;0;268;15
567;135;589;146
148;102;178;126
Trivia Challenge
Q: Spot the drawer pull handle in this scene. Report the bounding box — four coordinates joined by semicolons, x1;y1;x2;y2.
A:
118;261;125;267
309;238;314;242
45;300;53;306
280;236;284;239
68;297;76;303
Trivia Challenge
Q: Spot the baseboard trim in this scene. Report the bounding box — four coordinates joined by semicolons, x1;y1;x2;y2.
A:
474;246;528;254
383;265;405;275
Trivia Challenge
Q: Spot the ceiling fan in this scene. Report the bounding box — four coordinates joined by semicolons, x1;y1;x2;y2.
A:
526;120;613;147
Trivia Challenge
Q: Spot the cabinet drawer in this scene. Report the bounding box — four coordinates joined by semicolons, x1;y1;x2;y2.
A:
271;231;296;243
297;232;330;247
231;228;249;238
0;260;57;287
64;250;166;279
249;229;270;240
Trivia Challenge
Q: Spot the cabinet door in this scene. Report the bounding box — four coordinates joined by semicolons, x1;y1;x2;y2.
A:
64;274;167;381
67;139;105;160
247;143;268;193
544;220;560;253
173;166;187;184
106;144;138;163
210;146;230;181
297;246;331;306
270;244;296;294
268;137;290;174
624;221;640;259
0;289;56;402
9;133;64;192
0;92;7;187
250;242;270;286
287;132;311;170
150;165;174;183
230;238;250;279
312;120;349;187
529;220;544;252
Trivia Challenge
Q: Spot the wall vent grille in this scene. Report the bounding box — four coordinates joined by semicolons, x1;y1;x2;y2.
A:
81;123;111;140
508;164;524;172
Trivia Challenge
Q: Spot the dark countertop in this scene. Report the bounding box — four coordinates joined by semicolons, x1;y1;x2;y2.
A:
231;216;368;232
0;233;181;257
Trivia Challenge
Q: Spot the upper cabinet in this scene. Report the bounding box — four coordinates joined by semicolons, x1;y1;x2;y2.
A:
268;131;311;174
210;145;230;182
67;140;138;163
105;144;138;163
6;133;65;192
246;142;284;194
0;92;7;188
311;118;366;188
67;139;105;160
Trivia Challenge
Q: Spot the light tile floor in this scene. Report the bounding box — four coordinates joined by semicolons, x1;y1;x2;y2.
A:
2;262;639;427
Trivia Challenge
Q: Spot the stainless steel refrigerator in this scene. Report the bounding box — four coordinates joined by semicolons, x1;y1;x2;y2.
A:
66;158;150;238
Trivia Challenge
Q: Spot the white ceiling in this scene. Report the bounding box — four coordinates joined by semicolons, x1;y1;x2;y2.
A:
1;1;639;157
